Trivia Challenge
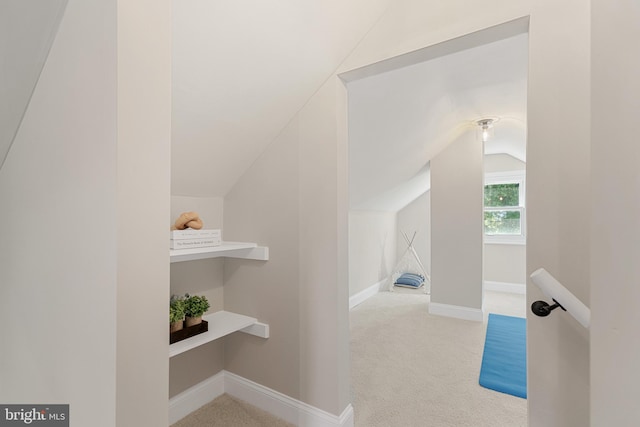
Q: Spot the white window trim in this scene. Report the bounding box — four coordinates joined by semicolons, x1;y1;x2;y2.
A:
484;170;526;245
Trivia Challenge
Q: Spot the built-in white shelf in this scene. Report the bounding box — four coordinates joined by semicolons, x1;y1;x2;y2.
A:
170;241;269;263
169;311;270;358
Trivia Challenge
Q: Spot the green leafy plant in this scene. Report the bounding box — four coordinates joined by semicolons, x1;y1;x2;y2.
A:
183;294;210;318
170;295;186;324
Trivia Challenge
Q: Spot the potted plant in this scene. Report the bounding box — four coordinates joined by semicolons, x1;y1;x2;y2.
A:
184;293;210;327
170;295;186;332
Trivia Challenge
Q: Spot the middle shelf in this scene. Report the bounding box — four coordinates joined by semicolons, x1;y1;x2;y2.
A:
169;311;269;358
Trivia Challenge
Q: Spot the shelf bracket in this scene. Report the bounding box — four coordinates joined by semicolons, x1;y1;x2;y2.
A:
240;322;270;338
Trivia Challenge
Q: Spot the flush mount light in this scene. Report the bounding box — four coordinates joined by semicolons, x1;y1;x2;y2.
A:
476;117;500;142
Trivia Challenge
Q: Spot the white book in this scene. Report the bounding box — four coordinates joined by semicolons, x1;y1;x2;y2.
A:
170;229;221;240
170;237;221;249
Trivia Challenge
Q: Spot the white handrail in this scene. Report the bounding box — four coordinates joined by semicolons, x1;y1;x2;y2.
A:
530;268;591;329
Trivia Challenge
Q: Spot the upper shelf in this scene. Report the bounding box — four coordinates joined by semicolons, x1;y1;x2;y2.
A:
170;241;269;263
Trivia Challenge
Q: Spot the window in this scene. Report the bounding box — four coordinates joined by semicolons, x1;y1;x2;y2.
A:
484;171;525;244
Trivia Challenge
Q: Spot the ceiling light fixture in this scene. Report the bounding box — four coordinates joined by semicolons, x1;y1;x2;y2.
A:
476;118;496;143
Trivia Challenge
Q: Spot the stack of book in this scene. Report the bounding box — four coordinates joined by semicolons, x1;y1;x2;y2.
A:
170;229;222;250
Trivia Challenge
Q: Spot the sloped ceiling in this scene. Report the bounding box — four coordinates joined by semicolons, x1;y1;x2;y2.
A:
171;0;391;197
0;0;68;171
347;34;528;211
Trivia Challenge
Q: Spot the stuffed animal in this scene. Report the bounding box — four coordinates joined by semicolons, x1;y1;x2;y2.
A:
172;211;203;230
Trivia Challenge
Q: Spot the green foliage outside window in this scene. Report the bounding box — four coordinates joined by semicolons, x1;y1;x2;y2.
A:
484;183;519;207
484;210;521;235
484;183;521;235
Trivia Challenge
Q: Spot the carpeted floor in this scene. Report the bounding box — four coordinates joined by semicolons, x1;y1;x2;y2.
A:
350;289;527;427
171;394;294;427
172;290;527;427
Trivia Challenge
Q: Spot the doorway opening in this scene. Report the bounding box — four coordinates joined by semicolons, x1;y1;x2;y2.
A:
342;19;529;426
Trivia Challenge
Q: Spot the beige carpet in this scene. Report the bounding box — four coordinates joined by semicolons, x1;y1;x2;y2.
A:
171;394;294;427
350;289;527;427
172;290;527;427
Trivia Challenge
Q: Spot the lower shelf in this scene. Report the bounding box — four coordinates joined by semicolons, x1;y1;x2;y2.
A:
169;311;269;358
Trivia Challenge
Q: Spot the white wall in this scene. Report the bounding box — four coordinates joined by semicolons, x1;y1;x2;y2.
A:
298;79;351;414
223;115;302;403
115;0;171;425
223;78;352;416
526;2;591;426
0;1;171;426
485;153;525;173
0;2;117;424
431;130;484;313
484;244;526;285
591;1;640;424
349;211;397;296
396;191;431;277
221;75;352;417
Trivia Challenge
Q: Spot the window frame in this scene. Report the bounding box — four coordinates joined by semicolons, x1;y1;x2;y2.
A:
484;170;526;245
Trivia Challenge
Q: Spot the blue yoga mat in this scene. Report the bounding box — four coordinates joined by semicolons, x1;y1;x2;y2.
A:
479;313;527;399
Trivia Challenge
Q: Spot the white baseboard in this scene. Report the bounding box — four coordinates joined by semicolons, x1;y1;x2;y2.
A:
169;370;225;425
429;302;483;322
349;278;386;310
484;280;526;295
226;371;353;427
169;370;353;427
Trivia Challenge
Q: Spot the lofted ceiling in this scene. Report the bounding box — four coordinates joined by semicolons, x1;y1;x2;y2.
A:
3;2;526;210
347;33;528;211
0;0;68;171
173;3;527;208
171;0;392;197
